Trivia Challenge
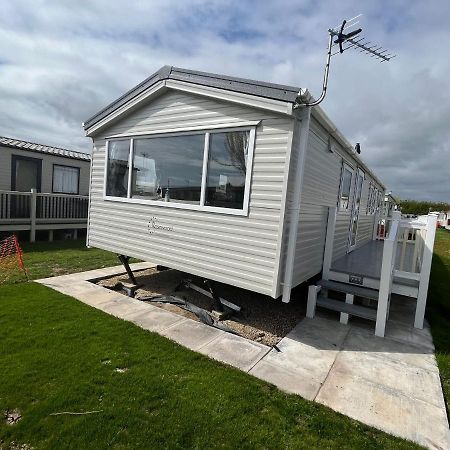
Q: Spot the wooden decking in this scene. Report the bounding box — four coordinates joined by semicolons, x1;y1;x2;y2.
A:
0;190;88;241
332;240;384;279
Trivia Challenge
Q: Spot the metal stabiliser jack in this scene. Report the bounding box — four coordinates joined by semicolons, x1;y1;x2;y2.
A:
295;15;395;108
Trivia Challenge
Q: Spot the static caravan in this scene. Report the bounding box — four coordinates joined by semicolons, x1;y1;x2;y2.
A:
437;211;450;228
83;66;385;303
0;136;91;242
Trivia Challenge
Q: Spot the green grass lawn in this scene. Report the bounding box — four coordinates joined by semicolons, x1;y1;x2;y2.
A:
4;238;138;284
0;240;420;448
425;229;450;410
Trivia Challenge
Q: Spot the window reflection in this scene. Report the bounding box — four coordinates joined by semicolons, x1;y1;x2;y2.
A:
106;140;130;197
340;168;352;210
205;131;249;209
132;134;204;204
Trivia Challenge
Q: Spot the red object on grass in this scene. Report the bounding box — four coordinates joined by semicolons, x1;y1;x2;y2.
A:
0;234;28;281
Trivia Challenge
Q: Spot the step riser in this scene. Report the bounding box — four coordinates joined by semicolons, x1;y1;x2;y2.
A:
316;296;377;321
392;283;419;298
327;270;380;291
318;279;379;301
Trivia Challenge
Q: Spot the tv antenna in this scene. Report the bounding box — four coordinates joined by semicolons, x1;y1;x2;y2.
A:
295;15;395;108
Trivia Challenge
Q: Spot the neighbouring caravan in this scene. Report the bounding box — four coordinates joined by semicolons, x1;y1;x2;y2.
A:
83;66;385;302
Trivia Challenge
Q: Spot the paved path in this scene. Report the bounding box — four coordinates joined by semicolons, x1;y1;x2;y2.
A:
37;265;450;450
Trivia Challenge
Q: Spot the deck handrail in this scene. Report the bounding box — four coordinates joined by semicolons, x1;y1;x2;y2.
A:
413;213;437;328
0;189;88;199
0;189;34;197
36;192;89;199
0;189;89;241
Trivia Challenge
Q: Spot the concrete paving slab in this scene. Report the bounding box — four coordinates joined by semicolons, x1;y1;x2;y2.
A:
125;308;186;333
249;358;322;400
344;328;439;374
316;368;450;450
161;319;224;351
199;333;270;372
97;298;153;319
262;336;340;385
384;320;435;351
258;317;350;385
330;350;445;409
40;281;125;307
286;316;350;349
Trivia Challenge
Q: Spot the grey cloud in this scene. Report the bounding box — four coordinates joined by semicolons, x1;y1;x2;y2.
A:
0;0;448;201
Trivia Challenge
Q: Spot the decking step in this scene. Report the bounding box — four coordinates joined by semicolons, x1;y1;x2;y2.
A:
393;276;419;288
316;296;377;321
318;279;379;300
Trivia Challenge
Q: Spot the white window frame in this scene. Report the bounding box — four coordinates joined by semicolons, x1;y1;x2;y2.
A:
367;183;374;215
338;162;354;213
103;125;256;216
52;163;80;195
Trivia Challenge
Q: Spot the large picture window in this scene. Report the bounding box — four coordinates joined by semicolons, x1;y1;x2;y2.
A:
132;134;204;204
104;126;255;214
53;164;80;194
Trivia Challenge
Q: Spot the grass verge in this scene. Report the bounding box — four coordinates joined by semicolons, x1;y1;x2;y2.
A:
426;229;450;411
3;238;138;284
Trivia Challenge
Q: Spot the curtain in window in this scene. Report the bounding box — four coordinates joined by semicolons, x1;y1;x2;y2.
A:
53;166;79;194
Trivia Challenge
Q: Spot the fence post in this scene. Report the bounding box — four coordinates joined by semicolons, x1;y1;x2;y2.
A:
30;188;37;243
414;214;437;329
322;206;337;280
375;219;399;337
392;210;401;221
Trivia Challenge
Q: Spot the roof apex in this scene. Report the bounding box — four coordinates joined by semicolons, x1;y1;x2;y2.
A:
83;65;301;131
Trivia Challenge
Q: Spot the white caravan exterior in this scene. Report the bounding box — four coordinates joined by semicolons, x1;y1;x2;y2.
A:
83;66;385;302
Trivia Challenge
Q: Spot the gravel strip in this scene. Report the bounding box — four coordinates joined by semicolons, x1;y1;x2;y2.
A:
96;268;306;346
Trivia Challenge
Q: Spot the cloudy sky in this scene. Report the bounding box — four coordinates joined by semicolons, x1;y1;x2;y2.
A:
1;0;449;201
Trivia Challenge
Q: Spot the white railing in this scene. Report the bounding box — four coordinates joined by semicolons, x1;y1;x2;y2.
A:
376;212;437;335
399;214;437;329
375;212;401;337
0;189;89;241
395;220;426;274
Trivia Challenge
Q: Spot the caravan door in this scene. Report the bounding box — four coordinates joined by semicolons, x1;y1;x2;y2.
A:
348;168;365;252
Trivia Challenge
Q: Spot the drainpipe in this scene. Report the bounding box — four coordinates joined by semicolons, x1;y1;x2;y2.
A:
282;106;311;303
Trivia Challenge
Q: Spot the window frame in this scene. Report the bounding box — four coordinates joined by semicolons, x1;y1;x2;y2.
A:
103;125;256;216
52;163;80;195
338;162;354;213
366;183;374;215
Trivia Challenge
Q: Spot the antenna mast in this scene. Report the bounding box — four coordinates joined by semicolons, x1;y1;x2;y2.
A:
295;15;395;108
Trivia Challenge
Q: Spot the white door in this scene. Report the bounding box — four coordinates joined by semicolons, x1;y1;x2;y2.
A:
348;169;365;251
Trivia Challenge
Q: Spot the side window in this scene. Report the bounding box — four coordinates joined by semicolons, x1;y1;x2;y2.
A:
106;139;131;198
205;130;250;210
339;164;353;210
